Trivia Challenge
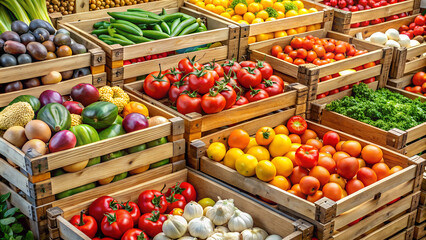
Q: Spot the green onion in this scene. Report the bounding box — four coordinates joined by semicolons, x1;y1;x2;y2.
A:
18;0;53;25
0;0;30;25
0;5;12;33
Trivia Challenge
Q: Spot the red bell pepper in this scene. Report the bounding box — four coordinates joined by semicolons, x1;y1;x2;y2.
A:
295;145;319;168
69;210;97;238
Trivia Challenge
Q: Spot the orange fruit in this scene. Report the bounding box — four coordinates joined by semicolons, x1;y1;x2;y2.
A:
300;129;317;144
337;157;359;180
357;167;377;186
372;163;390;180
309;166;330;186
228;129;250;149
318;156;336;174
333;151;350;163
290;166;309;184
323;182;342;201
361;145;383;164
290;184;306;199
390;166;403;174
269;176;291;190
289;134;301;144
274;125;289;135
320;145;336;155
346;179;364;195
307;190;323;203
330;173;346;189
306;139;323;150
271;156;293;177
299;176;320;195
336;141;345;151
341;140;362;157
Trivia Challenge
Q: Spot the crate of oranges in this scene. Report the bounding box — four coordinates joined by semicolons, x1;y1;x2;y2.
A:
184;0;334;60
188;109;425;240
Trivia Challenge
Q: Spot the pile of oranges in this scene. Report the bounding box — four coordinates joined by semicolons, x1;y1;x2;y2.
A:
188;0;322;43
206;116;403;203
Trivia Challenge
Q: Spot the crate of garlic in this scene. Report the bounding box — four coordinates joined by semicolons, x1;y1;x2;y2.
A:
46;169;313;240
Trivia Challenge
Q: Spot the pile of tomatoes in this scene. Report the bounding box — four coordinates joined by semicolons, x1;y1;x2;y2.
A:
143;57;285;115
207;116;403;204
69;182;196;240
404;71;426;96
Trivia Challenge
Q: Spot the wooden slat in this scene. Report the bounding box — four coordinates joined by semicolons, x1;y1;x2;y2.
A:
348;15;417;37
405;57;426;75
0;139;26;170
350;0;415;23
405;138;426;157
57;216;90;240
406;44;426;59
361;211;416;240
250;50;299;77
0;158;32;196
0;181;34;220
406;123;426;144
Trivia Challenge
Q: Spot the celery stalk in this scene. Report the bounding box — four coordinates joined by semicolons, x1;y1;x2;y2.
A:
0;5;12;33
0;0;30;25
18;0;53;26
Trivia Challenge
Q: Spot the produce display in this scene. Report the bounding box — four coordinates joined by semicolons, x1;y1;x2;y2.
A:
0;0;52;32
190;0;322;43
89;0;152;12
142;57;285;115
206;115;404;202
0;192;34;240
364;15;426;47
403;71;426;95
69;181;283;240
91;9;208;46
1;83;172;198
326;83;426;130
321;0;409;29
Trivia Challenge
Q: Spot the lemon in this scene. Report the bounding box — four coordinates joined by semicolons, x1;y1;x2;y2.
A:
248;2;261;13
247;146;270;161
339;69;357;76
221;12;232;18
207;142;226;161
256;10;269;20
256;160;277;182
287;28;298;35
251;18;265;24
238;20;250;25
298;8;309;15
206;3;216;12
286;10;298;17
273;2;285;12
296;26;307;33
244;137;258;152
293;0;304;9
214;5;226;14
314;23;322;29
231;15;243;22
269;134;292;157
265;17;276;21
274;31;287;38
307;25;316;31
277;11;285;19
235;2;248;15
243;12;256;23
248;36;257;44
198;198;216;209
224;148;244;169
235;154;258;176
196;1;206;8
256;33;269;42
308;8;318;13
271;157;293;177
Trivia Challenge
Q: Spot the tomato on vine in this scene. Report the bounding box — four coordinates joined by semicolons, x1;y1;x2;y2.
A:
144;67;171;100
176;91;202;115
245;88;269;102
201;89;227;114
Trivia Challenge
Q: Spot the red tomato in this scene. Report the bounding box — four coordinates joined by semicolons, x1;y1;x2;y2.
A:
257;79;283;96
166;194;187;213
290;37;303;49
144;71;171;100
412;72;426;86
271;45;283;57
296;49;308;59
414;15;426;26
222;59;242;77
138;190;168;214
168;79;190;104
306;51;318;62
89;196;121;223
239;61;257;68
294;58;306;65
235;95;249;106
256;60;273;79
268;75;284;88
363;77;376;84
284;45;293;54
414;26;424;36
218;84;237;109
188;69;215;94
289;50;298;59
164;68;182;84
286;116;307;135
411;86;422;93
120;201;141;226
178;57;202;75
166;182;197;202
201;91;227;114
176;91;202;114
334;44;346;54
101;210;134;239
70;211;98;238
302;39;314;50
121;229;149;240
422;82;426;93
138;211;167;237
324;42;335;52
399;24;409;32
245;88;269;102
335;53;346;61
323;131;340;147
237;67;263;88
204;61;225;78
313;45;326;58
339;85;350;91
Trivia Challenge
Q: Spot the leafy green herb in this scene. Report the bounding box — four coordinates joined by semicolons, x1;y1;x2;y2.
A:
1;192;34;240
230;0;248;9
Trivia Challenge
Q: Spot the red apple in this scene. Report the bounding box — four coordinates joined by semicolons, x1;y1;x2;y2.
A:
350;6;359;11
360;21;370;26
70;83;99;107
338;0;347;8
351;23;361;28
359;0;368;6
63;101;84;115
370;18;382;25
415;15;426;26
398;12;408;18
413;26;424;36
330;0;338;6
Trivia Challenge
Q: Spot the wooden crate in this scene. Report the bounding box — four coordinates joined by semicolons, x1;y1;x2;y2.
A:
53;0;239;85
312;0;420;34
309;85;426;157
387;71;426;103
184;1;334;61
0;25;106;105
390;44;426;79
125;80;308;143
188;109;424;240
45;168;313;240
0;92;185;209
248;30;393;106
0;162;185;240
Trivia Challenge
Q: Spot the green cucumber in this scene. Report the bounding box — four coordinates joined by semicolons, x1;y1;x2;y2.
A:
149;159;170;169
112;172;128;182
178;22;199;36
92;29;109;36
56;182;96;199
160;12;184;22
108;12;161;24
153;24;163;33
111;23;142;36
171;18;196;37
170;18;181;32
141;30;170;39
160;21;171;34
116;29;152;43
110;19;143;35
127;144;147;154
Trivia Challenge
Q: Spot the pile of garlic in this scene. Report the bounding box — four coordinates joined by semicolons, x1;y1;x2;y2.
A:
153;198;282;240
365;29;421;48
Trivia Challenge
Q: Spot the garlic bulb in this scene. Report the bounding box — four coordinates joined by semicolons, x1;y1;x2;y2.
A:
183;201;204;221
215;199;235;213
265;235;282;240
204;206;213;216
154;233;172;240
228;209;253;232
207;233;225;240
224;232;241;240
241;228;268;240
188;217;214;239
206;199;235;225
214;226;230;234
163;215;188;238
179;237;198;240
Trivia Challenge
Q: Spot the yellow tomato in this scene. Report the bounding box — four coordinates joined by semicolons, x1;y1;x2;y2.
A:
235;154;258;176
213;0;222;6
273;2;285;12
246;0;254;3
247;146;270;161
189;0;199;4
274;125;289;135
266;32;274;39
293;0;304;9
248;36;257;44
271;156;293;177
285;151;296;165
296;25;307;33
207;142;227;161
256;33;269;42
269;175;291;190
244;137;258;153
298;8;308;15
63;160;88;172
226;8;235;16
248;2;261;13
224;148;245;169
252;18;264;24
290;143;302;152
98;176;114;185
287;28;298;35
196;1;206;8
256;160;276;182
129;165;149;175
214;5;226;14
243;12;256;23
238;20;250;25
286;10;298;17
269;134;292;157
265;17;276;21
307;25;316;31
231;14;243;22
221;0;229;7
234;3;248;15
206;3;216;11
256;10;269;20
221;12;232;18
308;7;318;13
198;198;216;209
261;0;273;8
277;11;285;19
314;23;322;29
274;30;287;38
205;0;213;4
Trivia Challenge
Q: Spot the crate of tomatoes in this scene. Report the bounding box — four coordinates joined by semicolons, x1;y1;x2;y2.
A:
188;109;424;239
124;56;308;148
248;30;393;109
46;168;313;240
